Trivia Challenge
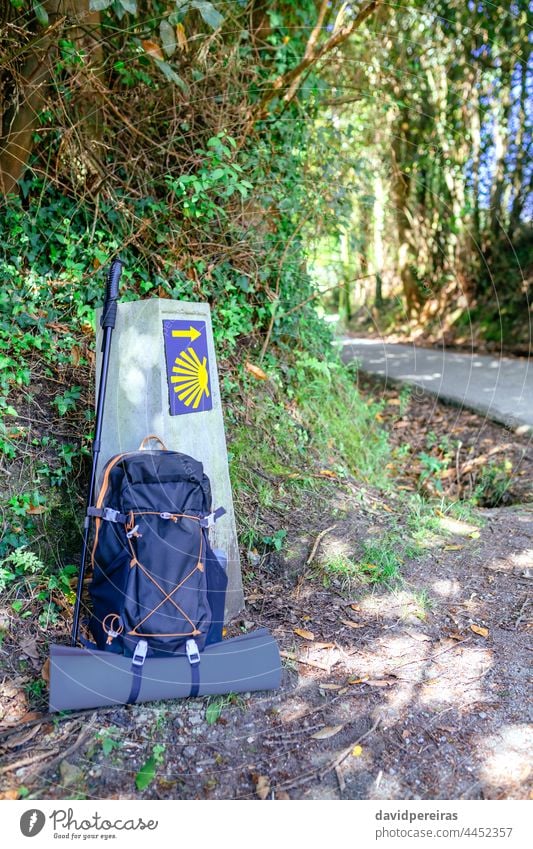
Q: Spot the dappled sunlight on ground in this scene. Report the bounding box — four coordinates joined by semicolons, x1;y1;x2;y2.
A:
2;492;531;800
477;724;532;792
415;645;493;709
431;578;462;597
509;549;533;568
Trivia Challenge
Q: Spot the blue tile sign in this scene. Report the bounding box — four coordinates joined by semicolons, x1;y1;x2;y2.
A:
163;319;213;416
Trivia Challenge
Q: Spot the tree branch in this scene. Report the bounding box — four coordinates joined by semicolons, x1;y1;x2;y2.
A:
260;0;381;110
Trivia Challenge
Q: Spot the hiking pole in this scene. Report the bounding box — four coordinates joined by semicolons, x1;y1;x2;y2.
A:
71;259;123;646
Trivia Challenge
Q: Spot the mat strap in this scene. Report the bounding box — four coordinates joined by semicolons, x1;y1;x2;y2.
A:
127;640;148;704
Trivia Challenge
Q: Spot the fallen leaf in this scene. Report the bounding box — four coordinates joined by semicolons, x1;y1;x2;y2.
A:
349;604;361;611
340;619;365;630
443;544;464;551
276;790;290;800
312;641;335;650
245;593;264;603
293;628;315;641
347;678;366;685
387;398;401;406
19;710;44;723
142;40;164;61
469;531;481;539
437;516;479;536
470;624;489;638
20;637;40;663
26;504;46;515
41;659;50;684
245;361;268;380
176;23;188;51
311;724;343;740
318;683;342;691
254;774;270;800
0;789;18;799
319;469;337;478
70;345;81;366
338;687;349;695
351;745;363;757
447;632;465;641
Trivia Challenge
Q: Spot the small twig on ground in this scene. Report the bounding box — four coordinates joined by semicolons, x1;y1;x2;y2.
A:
277;716;381;792
318;716;381;780
514;594;530;629
0;748;59;776
279;650;332;671
391;637;471;671
335;765;346;792
0;707;116;742
306;524;337;566
23;714;97;783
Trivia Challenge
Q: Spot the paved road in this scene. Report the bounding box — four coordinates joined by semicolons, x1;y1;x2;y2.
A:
340;337;533;431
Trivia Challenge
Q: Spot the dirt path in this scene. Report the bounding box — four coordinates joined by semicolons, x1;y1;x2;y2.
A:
1;384;532;801
1;498;531;801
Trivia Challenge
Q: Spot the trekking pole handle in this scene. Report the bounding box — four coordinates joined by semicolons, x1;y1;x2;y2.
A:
101;259;123;329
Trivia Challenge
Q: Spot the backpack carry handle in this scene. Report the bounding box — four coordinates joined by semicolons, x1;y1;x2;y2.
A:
139;434;168;451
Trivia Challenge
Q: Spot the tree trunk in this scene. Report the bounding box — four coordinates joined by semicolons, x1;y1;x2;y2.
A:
391;133;420;315
509;57;530;236
0;0;64;195
0;0;103;196
489;76;512;235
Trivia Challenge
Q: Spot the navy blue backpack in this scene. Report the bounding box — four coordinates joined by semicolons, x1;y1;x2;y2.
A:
87;435;228;682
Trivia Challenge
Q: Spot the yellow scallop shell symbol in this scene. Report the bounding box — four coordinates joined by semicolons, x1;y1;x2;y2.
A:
170;347;210;409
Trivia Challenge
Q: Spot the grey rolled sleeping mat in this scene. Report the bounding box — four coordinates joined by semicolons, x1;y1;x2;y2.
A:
49;628;281;712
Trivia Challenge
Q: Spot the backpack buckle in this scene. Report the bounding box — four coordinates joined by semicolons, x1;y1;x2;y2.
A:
132;639;148;667
186;639;200;666
200;507;226;528
102;507;122;523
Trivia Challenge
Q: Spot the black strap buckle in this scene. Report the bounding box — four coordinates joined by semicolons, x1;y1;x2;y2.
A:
87;506;128;523
200;507;227;528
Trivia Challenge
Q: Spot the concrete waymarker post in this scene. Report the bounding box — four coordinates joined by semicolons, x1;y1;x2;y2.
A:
95;298;244;621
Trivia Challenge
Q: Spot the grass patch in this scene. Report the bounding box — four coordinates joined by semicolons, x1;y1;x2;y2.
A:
322;535;403;591
228;356;391;550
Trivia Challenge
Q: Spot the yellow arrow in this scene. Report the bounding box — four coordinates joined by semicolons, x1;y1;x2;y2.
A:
172;326;201;342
